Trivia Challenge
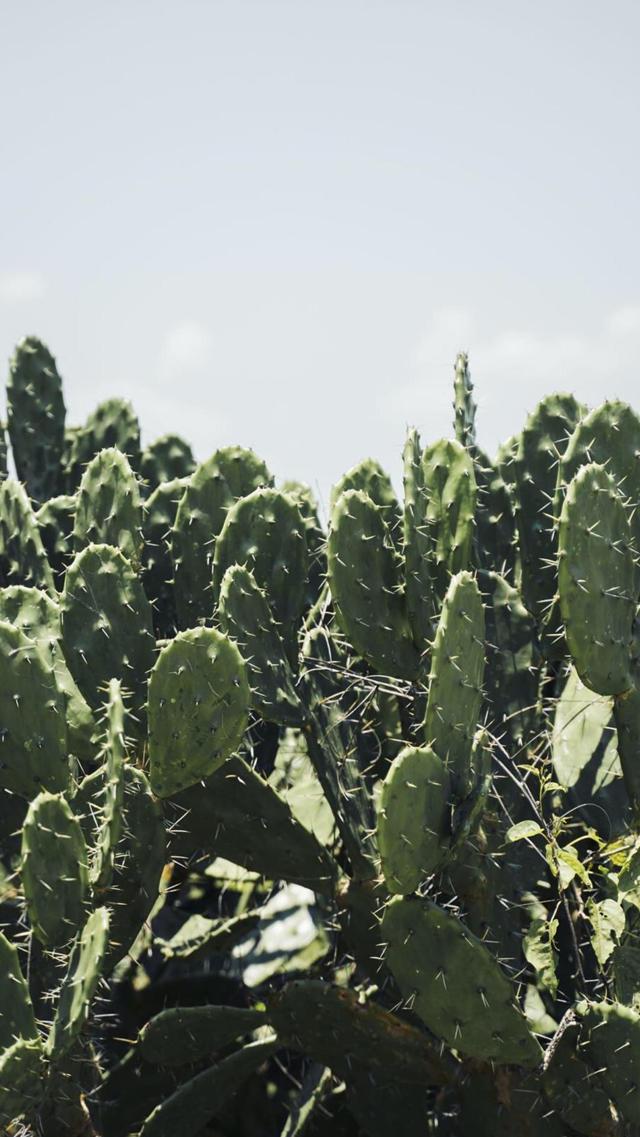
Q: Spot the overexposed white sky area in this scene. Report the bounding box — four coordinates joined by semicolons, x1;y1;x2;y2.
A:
1;0;639;510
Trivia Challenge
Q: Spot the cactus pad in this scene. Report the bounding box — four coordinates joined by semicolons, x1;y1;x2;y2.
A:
140;1005;265;1066
148;626;250;796
46;906;110;1059
377;745;452;894
73;447;143;566
61;543;156;729
218;564;301;724
0;620;68;797
328;489;418;678
382;895;540;1066
424;571;485;798
558;463;636;696
21;792;89;946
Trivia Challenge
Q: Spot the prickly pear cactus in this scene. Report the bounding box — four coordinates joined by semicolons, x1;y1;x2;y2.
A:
3;332;640;1137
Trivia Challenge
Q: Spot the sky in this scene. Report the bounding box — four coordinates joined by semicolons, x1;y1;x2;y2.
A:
1;0;639;515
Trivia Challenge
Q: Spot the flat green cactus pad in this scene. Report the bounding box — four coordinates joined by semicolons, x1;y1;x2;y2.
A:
218;564;301;725
421;438;476;610
328;489;418;679
0;1038;45;1130
61;543;156;731
148;626;250;797
377;745;452;894
0;933;38;1048
424;571;485;798
382;896;541;1066
21;792;89;946
0;619;68;798
73;446;143;566
578;1001;640;1125
46;906;110;1060
140;1005;265;1066
558;463;636;696
213;487;308;657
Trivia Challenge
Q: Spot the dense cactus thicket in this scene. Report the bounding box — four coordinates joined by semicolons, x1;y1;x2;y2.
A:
2;335;640;1136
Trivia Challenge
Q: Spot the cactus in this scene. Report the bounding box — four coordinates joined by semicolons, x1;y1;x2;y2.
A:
331;457;402;539
171;447;271;628
73;446;144;565
65;397;141;490
377;744;452;893
0;478;56;593
35;492;76;582
5;333;640;1135
148;626;250;796
0;619;68;797
60;542;156;733
328;488;419;678
20;791;89;945
140;432;195;490
139;1005;266;1065
142;475;189;637
7;336;66;502
423;570;485;798
382;895;541;1066
213;487;309;665
0;584;95;761
512;393;584;626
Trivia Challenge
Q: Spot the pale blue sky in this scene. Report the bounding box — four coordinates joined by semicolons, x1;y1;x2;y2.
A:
1;1;638;511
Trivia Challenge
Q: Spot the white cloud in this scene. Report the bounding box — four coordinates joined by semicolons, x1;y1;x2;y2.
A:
159;319;212;377
0;272;46;302
390;304;640;455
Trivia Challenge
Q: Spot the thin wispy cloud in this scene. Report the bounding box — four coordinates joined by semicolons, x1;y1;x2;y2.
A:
390;305;640;457
0;272;46;303
159;320;213;379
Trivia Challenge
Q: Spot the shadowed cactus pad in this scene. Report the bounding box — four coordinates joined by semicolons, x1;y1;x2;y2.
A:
382;896;541;1066
140;1005;266;1066
141;433;195;490
0;932;38;1047
578;1001;640;1125
7;335;66;503
46;906;110;1060
148;626;250;796
0;479;55;594
0;1040;44;1130
377;745;452;894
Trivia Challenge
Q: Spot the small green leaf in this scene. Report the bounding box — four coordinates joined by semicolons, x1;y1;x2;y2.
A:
506;820;544;844
556;846;591;890
588;899;625;968
523;915;558;996
619;847;640;910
